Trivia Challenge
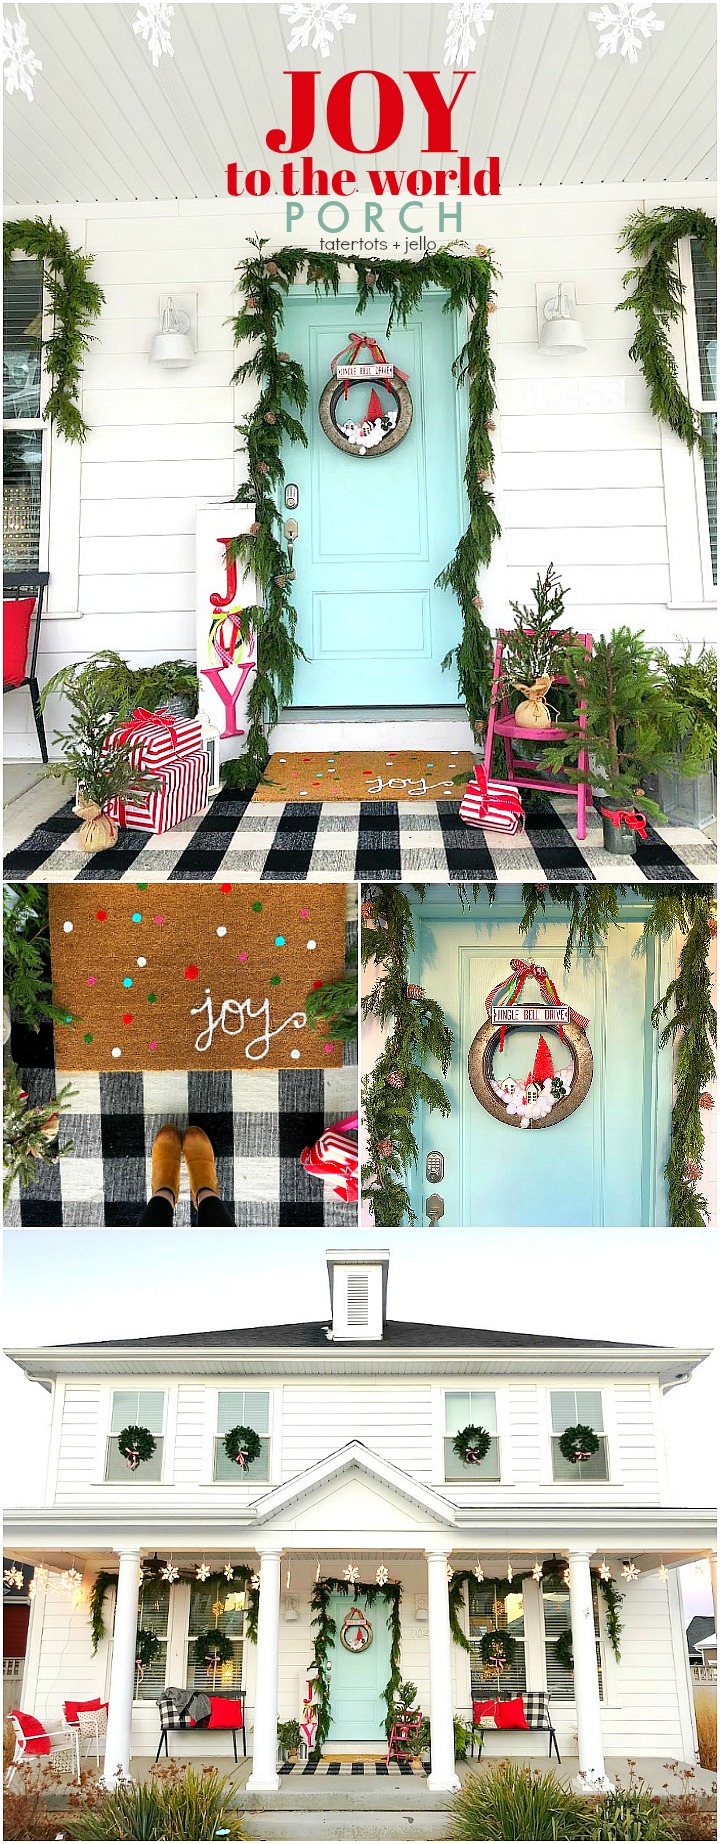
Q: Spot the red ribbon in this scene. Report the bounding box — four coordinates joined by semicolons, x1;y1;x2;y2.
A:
330;332;409;399
600;806;648;841
115;707;178;751
485;958;589;1051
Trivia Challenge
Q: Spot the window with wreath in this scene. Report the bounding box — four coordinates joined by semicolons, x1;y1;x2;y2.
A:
3;259;45;569
104;1389;165;1482
542;1579;603;1702
444;1391;500;1481
468;1582;527;1699
134;1576;170;1702
690;236;717;585
186;1577;245;1694
213;1390;270;1482
550;1390;609;1482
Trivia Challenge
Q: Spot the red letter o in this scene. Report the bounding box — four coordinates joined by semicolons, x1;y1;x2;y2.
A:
327;70;403;154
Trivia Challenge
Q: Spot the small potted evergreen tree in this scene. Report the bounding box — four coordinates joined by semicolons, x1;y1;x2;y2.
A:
501;564;572;729
652;644;717;827
39;664;156;852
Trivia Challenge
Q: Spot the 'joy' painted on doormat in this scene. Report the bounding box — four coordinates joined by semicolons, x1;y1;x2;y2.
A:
48;885;346;1071
251;750;475;803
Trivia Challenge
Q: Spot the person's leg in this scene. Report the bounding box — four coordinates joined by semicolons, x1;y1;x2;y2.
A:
183;1125;235;1225
136;1124;182;1226
196;1192;236;1226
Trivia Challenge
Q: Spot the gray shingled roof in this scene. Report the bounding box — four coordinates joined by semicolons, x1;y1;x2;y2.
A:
50;1319;649;1353
687;1614;715;1656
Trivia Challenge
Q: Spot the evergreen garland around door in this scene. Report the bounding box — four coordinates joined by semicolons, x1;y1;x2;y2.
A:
229;238;501;781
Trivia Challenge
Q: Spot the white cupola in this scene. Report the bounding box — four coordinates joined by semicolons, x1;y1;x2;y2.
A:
325;1249;389;1341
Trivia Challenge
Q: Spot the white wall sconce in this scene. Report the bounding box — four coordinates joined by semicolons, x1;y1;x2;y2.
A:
150;295;194;368
536;282;586;353
284;1595;300;1621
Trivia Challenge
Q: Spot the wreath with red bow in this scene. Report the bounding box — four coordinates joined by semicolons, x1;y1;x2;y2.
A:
558;1424;600;1465
452;1424;492;1467
480;1629;517;1673
223;1425;262;1470
117;1425;157;1471
318;334;413;458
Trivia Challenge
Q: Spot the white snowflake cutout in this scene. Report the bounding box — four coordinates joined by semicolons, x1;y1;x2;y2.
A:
133;1;174;68
161;1559;180;1583
280;2;356;59
4;1565;23;1589
375;1564;389;1587
444;3;494;68
196;1563;211;1582
473;1562;485;1583
3;7;42;101
531;1561;544;1583
343;1563;360;1584
251;1572;261;1590
621;1558;640;1581
223;1563;235;1581
588;3;664;63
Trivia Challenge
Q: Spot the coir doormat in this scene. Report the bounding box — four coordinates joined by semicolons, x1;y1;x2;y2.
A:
251;750;474;803
48;885;346;1072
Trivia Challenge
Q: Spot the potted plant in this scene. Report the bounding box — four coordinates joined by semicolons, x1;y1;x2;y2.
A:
651;644;717;827
501;564;572;730
39;662;156;853
277;1718;301;1763
545;627;687;856
42;650;199;723
3;1061;76;1207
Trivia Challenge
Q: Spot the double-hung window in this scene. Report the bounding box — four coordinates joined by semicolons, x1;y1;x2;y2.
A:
550;1389;609;1482
686;236;717;588
468;1582;527;1697
444;1391;500;1481
134;1577;170;1701
186;1577;245;1693
213;1390;270;1482
542;1578;603;1701
3;258;46;569
105;1390;165;1482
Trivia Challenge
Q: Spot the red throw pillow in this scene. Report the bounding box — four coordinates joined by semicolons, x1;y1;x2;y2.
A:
473;1699;499;1728
207;1697;243;1729
10;1710;51;1754
64;1697;103;1725
3;597;35;687
495;1696;528;1730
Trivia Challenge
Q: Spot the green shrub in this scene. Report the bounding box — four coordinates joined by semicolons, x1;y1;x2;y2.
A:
449;1760;591;1840
588;1785;672;1839
277;1717;302;1753
65;1763;245;1840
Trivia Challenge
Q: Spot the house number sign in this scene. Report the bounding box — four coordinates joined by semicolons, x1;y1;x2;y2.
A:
469;959;593;1131
340;1606;373;1652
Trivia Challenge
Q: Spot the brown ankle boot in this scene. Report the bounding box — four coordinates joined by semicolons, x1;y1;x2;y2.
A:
183;1125;220;1210
150;1124;182;1206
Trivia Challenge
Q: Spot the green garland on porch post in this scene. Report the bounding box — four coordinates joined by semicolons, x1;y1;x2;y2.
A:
309;1576;402;1746
617;206;717;450
229;238;500;781
361;886;453;1226
3;216;104;443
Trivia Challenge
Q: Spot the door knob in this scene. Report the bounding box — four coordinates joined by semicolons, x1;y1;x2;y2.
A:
284;517;298;580
426;1193;444;1225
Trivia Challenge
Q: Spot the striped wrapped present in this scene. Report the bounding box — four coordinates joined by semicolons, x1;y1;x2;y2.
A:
460;765;525;835
106;750;210;834
300;1113;358;1203
104;706;203;771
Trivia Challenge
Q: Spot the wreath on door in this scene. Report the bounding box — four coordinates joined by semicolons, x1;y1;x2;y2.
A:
318;334;413;458
340;1605;374;1652
468;959;593;1129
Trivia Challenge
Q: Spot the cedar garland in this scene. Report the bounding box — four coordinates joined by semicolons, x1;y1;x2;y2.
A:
89;1565;259;1654
309;1576;402;1746
3;217;104;443
449;1567;623;1664
618;206;717;450
230;237;500;779
361;886;453;1226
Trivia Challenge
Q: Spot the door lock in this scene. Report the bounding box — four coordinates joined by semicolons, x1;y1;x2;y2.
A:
426;1151;445;1183
284;517;298;580
426;1193;444;1225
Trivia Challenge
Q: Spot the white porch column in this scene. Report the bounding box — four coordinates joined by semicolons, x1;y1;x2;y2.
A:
247;1547;282;1792
568;1551;613;1794
425;1549;460;1793
102;1549;141;1786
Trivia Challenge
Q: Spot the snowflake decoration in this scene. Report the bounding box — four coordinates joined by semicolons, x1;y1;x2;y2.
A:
62;1567;83;1595
621;1559;640;1582
446;1562;454;1582
473;1562;485;1583
223;1563;235;1582
588;3;664;63
343;1563;360;1585
563;1567;571;1587
251;1572;261;1591
3;7;42;101
133;1;174;68
506;1562;514;1584
598;1559;612;1582
658;1562;669;1584
280;1;356;59
28;1579;37;1599
30;1564;49;1599
444;3;494;68
375;1565;389;1587
196;1563;211;1582
161;1560;180;1583
531;1561;544;1584
4;1565;23;1589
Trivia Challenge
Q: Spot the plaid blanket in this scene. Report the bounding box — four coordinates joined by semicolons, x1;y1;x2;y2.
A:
157;1688;212;1730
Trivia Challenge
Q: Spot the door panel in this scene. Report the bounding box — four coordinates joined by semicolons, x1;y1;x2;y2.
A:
280;288;464;707
327;1592;391;1740
411;902;673;1229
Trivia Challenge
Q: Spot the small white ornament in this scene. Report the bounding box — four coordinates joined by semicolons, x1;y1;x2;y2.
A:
28;1578;36;1598
598;1559;612;1582
280;0;356;59
223;1563;235;1582
473;1561;485;1583
446;1562;454;1583
444;2;494;68
343;1564;360;1585
315;1560;322;1582
506;1561;514;1583
3;6;42;101
196;1563;211;1582
161;1560;180;1583
251;1572;261;1591
133;0;174;67
658;1562;669;1584
4;1565;23;1589
563;1567;571;1587
588;2;664;62
62;1567;83;1594
375;1564;389;1587
621;1559;640;1582
532;1561;544;1583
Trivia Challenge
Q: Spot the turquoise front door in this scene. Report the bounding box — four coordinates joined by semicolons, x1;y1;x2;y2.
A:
279;286;465;707
409;894;675;1229
327;1592;391;1741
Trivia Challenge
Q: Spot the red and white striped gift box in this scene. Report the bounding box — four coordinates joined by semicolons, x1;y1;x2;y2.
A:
300;1114;358;1203
459;765;525;835
104;707;203;771
105;749;210;834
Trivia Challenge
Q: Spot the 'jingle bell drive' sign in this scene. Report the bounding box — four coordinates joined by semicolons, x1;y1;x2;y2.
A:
492;1003;571;1026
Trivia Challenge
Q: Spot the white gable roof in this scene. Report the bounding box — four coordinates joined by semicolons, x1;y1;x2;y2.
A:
251;1440;457;1531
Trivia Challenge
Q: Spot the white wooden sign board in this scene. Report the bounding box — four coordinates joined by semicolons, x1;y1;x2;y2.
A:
492;1003;571;1025
196;502;258;762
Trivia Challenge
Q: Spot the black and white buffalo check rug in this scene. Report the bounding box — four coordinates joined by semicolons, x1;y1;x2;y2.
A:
3;788;714;883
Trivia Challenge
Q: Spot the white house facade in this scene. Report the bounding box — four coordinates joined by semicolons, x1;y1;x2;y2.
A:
5;1249;716;1797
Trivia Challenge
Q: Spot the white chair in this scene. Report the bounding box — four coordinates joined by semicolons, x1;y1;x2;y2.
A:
77;1703;108;1773
6;1710;78;1785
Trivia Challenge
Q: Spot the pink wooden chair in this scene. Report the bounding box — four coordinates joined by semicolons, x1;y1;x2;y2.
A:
386;1712;423;1766
483;631;592;841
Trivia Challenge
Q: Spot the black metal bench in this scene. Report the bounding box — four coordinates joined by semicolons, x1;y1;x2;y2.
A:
470;1691;560;1762
155;1690;246;1763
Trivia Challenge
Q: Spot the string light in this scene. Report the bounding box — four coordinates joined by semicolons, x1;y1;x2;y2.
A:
3;1566;23;1590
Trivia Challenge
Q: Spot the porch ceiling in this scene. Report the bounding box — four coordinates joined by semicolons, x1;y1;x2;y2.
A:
3;2;716;210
